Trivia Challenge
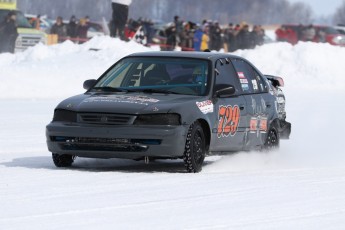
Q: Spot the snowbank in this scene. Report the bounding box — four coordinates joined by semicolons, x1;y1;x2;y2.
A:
0;36;344;99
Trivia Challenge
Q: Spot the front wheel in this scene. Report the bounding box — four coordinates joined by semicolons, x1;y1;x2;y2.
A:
52;153;75;167
183;121;206;173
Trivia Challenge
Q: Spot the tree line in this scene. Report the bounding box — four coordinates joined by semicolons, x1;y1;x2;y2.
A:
16;0;341;25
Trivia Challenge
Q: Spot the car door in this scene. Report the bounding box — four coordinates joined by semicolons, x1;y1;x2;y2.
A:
211;58;247;152
231;58;274;149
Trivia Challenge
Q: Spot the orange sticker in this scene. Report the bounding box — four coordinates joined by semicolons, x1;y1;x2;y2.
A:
250;118;258;132
259;118;268;132
250;117;268;133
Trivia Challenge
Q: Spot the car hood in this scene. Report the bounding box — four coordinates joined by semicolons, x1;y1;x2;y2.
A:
57;93;201;114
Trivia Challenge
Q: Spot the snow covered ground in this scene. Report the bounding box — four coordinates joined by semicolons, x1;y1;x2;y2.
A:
1;37;345;229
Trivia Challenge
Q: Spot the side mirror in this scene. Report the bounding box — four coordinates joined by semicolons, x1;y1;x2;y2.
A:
215;84;236;98
83;79;97;90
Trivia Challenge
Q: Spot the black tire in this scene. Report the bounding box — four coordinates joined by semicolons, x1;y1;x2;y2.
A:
264;126;280;150
183;121;206;173
52;153;75;167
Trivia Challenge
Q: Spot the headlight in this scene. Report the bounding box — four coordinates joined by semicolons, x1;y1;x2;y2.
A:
134;114;181;125
15;36;22;46
40;36;47;44
332;35;345;45
53;109;77;122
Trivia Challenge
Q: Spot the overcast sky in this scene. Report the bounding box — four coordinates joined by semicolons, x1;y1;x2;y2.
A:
289;0;344;16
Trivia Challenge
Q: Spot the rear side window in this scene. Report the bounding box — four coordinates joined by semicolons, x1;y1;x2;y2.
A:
215;58;241;92
231;58;267;94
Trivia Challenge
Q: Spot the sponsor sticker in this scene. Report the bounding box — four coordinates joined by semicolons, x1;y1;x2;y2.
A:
83;95;159;105
259;117;268;132
240;79;248;84
250;116;268;133
252;80;259;91
196;100;214;114
238;72;246;79
250;117;258;132
241;83;249;91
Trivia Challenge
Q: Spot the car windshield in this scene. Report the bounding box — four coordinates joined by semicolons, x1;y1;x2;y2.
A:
93;57;210;96
0;10;32;28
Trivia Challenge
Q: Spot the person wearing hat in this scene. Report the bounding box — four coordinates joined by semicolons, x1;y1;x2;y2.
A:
111;0;132;40
50;16;67;43
77;18;89;44
0;11;18;53
67;15;78;41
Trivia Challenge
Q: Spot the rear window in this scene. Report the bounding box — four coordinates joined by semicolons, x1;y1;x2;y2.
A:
319;27;340;35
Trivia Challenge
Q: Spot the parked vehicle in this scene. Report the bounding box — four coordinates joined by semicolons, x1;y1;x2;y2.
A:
334;25;345;35
25;14;53;33
86;21;105;39
46;51;291;172
276;24;345;46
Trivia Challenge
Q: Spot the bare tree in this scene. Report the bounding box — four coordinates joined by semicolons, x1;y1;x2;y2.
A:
17;0;315;24
333;1;345;25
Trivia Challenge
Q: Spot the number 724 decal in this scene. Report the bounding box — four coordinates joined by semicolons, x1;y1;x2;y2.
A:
217;105;240;138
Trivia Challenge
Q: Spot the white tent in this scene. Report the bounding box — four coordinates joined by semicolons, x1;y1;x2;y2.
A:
111;0;132;5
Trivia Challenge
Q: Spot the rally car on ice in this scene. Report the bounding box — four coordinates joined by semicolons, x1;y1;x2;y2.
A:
46;51;291;173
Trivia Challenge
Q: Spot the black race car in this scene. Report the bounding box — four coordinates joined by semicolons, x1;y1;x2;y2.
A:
46;51;291;172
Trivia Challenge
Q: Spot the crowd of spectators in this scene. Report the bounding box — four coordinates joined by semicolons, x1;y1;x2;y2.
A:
122;16;267;52
48;15;91;43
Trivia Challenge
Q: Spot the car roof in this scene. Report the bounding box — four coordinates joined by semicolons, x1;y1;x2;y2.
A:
282;24;333;28
127;51;241;61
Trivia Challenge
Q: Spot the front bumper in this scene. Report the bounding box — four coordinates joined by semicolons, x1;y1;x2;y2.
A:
46;122;188;159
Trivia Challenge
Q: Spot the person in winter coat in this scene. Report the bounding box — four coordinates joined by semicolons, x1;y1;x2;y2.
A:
193;27;203;51
50;16;67;43
236;24;251;50
0;11;18;53
165;23;177;51
211;21;222;51
180;21;195;51
250;25;265;48
67;15;78;41
111;0;131;40
224;23;237;52
201;25;210;51
77;18;89;44
193;24;209;51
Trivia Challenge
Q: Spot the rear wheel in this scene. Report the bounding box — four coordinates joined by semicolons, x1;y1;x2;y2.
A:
183;121;206;173
264;127;279;150
52;153;75;167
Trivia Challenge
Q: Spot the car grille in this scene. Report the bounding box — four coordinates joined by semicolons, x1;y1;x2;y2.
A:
78;113;136;125
21;36;42;48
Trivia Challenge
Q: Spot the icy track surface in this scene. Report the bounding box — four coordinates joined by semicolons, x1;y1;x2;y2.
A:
1;37;345;230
